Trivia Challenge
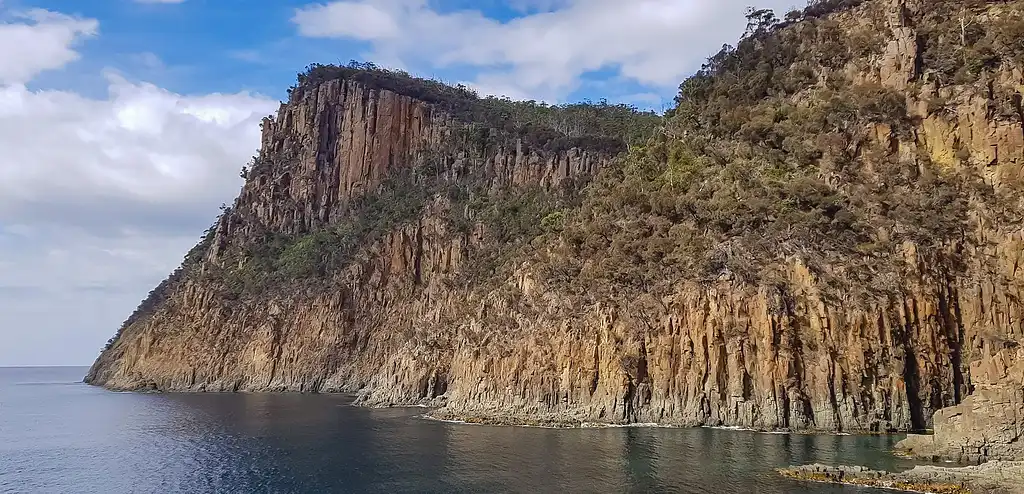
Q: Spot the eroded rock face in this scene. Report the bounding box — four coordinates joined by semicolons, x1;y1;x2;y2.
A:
898;348;1024;463
879;0;919;90
87;0;1024;433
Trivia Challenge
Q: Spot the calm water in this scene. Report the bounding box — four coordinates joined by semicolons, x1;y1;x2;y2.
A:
0;367;914;493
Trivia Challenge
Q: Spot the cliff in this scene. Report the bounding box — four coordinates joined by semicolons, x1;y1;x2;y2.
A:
88;0;1024;434
897;347;1024;463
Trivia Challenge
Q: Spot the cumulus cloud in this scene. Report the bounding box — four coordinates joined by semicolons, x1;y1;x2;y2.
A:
0;9;98;84
0;74;276;237
294;2;401;39
0;8;277;365
291;0;798;101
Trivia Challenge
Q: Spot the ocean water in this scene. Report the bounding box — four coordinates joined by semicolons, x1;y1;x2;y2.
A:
0;367;915;493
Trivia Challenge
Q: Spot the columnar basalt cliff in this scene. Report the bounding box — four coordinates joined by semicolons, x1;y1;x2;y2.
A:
897;347;1024;463
89;0;1024;434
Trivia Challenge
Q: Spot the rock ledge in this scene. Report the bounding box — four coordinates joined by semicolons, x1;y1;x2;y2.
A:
779;462;1024;493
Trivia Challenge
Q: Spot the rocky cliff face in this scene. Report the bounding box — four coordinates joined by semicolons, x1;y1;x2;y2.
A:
86;72;624;397
898;348;1024;463
88;0;1024;433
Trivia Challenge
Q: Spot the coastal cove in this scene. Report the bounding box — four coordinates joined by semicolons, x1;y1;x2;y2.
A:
3;367;919;494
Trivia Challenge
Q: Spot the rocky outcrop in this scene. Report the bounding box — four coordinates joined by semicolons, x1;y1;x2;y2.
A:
897;348;1024;463
433;274;1016;432
86;74;622;400
878;0;919;89
87;0;1024;434
779;461;1024;493
211;77;606;249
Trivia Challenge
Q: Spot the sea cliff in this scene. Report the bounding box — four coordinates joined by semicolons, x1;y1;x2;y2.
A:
88;0;1023;435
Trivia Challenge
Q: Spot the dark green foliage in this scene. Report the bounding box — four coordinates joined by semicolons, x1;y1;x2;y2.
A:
671;11;887;140
292;61;477;104
471;186;558;244
540;211;567;232
219;171;432;297
538;133;975;302
800;0;867;19
918;1;1024;85
743;7;780;39
529;1;1013;303
440;183;574;286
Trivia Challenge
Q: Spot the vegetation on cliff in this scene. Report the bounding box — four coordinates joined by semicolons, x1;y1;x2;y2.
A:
91;0;1023;434
248;0;1023;307
526;0;1023;305
110;0;1024;343
133;63;661;304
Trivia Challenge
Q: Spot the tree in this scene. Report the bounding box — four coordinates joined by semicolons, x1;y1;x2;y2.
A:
744;7;779;39
959;0;986;62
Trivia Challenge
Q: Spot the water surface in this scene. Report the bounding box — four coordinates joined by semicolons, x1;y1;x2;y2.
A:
0;367;914;493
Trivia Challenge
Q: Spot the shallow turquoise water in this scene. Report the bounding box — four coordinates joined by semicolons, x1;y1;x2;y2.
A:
0;366;914;493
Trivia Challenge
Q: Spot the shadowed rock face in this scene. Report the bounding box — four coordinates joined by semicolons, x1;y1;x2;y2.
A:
88;0;1024;433
898;348;1024;463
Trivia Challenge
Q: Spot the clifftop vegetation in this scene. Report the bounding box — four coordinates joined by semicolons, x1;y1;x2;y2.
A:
526;0;1023;304
292;61;661;152
208;0;1024;306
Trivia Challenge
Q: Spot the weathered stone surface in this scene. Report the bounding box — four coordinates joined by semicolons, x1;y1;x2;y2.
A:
879;0;919;90
898;348;1024;463
780;461;1024;493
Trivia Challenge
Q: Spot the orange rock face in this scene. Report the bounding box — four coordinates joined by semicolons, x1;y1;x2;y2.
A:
88;0;1024;433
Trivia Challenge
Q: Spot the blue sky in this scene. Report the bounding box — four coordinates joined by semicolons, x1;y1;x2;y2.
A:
13;0;337;99
9;0;726;107
0;0;799;366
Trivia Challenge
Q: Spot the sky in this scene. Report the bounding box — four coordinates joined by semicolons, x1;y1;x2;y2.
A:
0;0;799;366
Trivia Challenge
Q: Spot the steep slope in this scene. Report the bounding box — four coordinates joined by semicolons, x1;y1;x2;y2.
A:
86;64;657;396
89;0;1024;433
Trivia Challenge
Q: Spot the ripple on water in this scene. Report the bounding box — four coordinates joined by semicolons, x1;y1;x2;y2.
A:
0;367;917;494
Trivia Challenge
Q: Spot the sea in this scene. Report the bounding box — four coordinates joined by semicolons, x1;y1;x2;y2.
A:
0;366;916;493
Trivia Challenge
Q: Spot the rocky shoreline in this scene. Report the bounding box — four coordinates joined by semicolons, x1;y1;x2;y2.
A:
780;348;1024;492
424;407;881;432
420;400;1024;493
778;462;1024;494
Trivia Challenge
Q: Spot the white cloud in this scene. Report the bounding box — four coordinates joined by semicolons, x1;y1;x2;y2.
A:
0;8;278;366
291;0;798;101
0;74;276;236
294;2;401;39
0;226;199;366
0;9;97;84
